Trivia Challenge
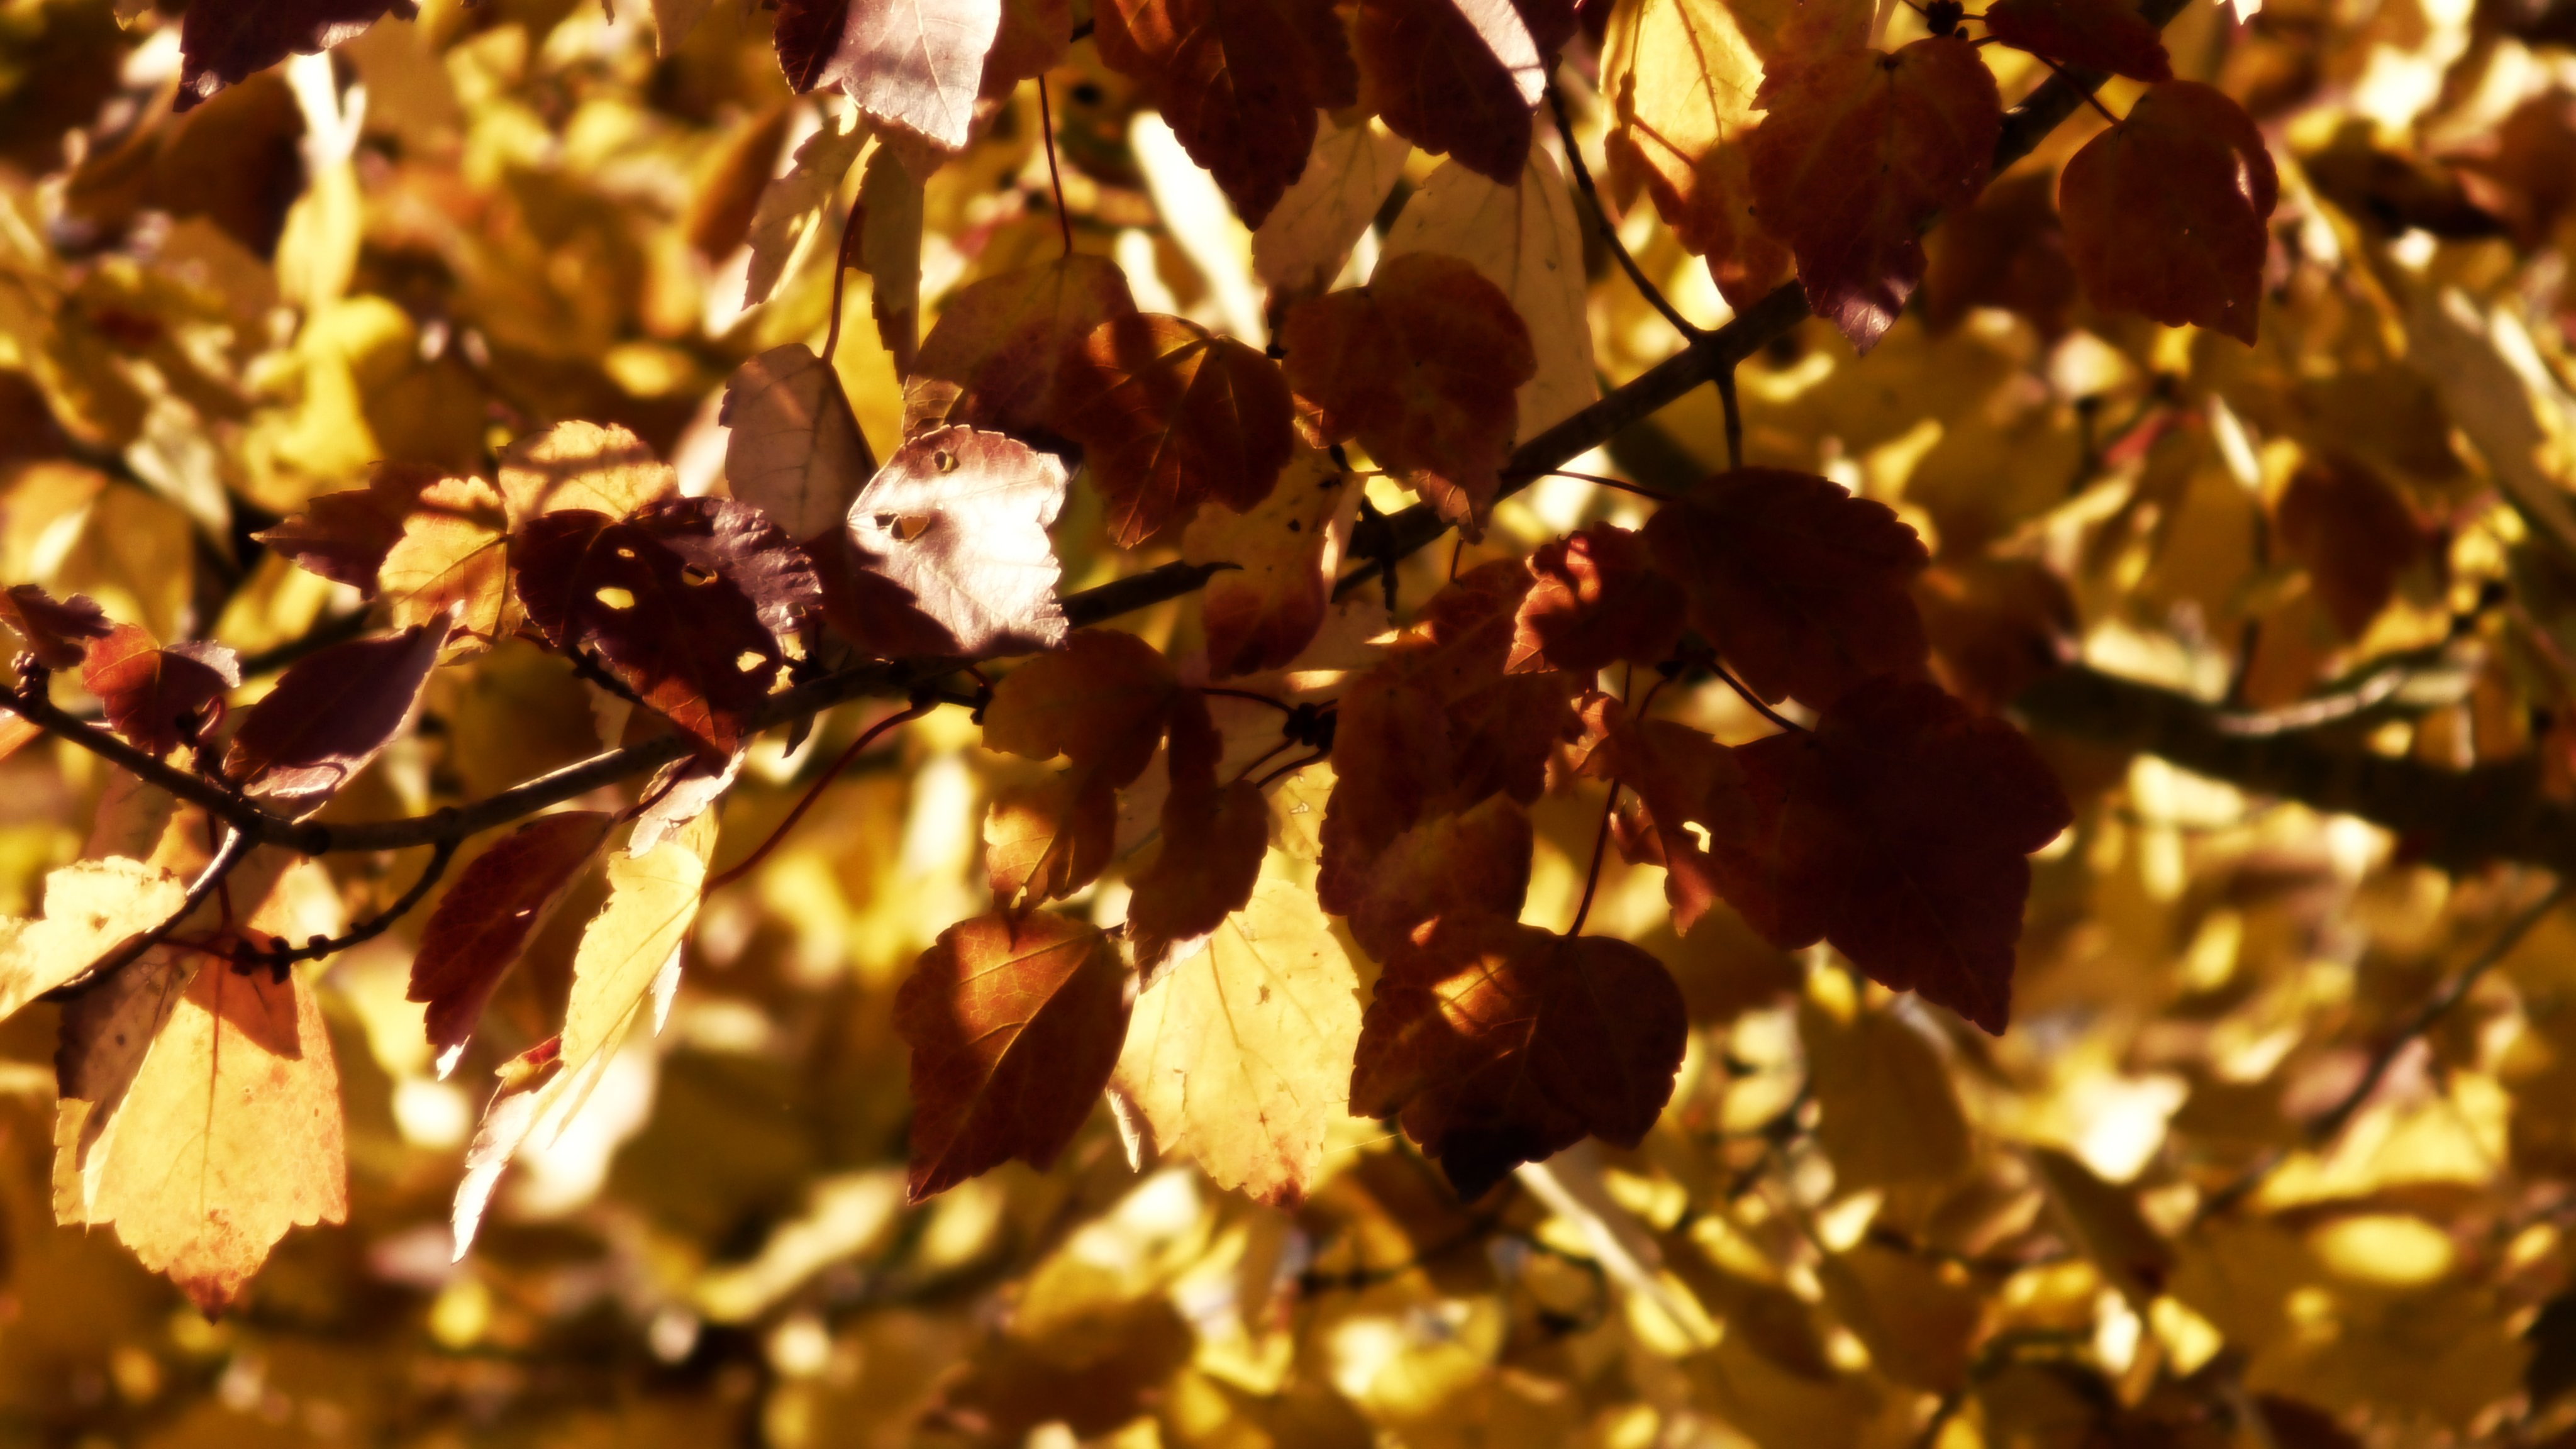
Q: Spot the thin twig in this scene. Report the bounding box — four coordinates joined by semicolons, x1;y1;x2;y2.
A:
1715;369;1744;471
1543;469;1672;499
48;826;253;999
1199;686;1295;714
1038;79;1074;258
1709;658;1806;734
821;182;866;364
1569;782;1619;936
1546;87;1702;341
706;699;930;892
0;687;319;852
233;836;463;972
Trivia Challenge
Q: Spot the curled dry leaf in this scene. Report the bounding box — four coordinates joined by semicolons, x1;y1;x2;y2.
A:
2059;80;2279;344
1114;849;1362;1205
1981;0;2172;80
1748;35;2002;350
1123;692;1268;963
1642;467;1931;708
80;624;241;757
496;421;679;531
1252;114;1413;299
175;0;414;110
828;425;1072;659
897;911;1132;1200
903;256;1138;438
1281;252;1535;536
0;584;112;669
1355;0;1574;184
1350;916;1687;1197
1509;522;1687;675
0;857;186;1022
1053;313;1296;547
223;619;448;815
1093;0;1358;226
721;343;877;543
408;811;617;1075
514;499;820;752
1184;447;1355;677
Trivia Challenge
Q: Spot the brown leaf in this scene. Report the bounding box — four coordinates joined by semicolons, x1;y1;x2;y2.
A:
0;583;111;669
897;911;1132;1199
788;0;1004;151
1341;795;1535;961
1185;447;1355;677
1511;523;1686;675
721;343;877;543
1919;169;2079;338
2273;455;2426;639
981;0;1072;96
1982;0;2171;82
1350;918;1687;1197
829;425;1072;659
1125;692;1269;962
858;145;926;371
1093;0;1359;226
1914;555;2076;712
1748;35;2002;350
175;0;413;110
253;461;453;592
985;772;1121;907
1644;467;1931;707
1355;0;1575;184
0;857;186;1023
407;811;616;1076
1577;692;1752;935
222;620;448;815
982;630;1179;908
2060;80;2279;344
903;256;1138;438
1281;252;1536;536
1054;313;1296;547
80;624;240;757
513;499;821;752
496;421;679;531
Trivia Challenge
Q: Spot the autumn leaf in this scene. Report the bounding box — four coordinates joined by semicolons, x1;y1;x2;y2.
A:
1184;447;1355;677
253;460;454;592
1351;916;1687;1196
897;911;1132;1199
1981;0;2172;80
408;811;616;1076
1380;150;1600;437
1124;692;1269;962
1252;115;1413;299
857;145;926;370
982;629;1178;908
1802;999;1969;1186
2273;455;2426;639
1510;522;1686;675
903;256;1138;438
1748;35;2002;350
1643;467;1931;707
0;583;111;668
2059;79;2279;344
375;474;514;645
222;619;448;814
1355;0;1575;184
0;857;186;1023
1053;313;1295;547
1340;794;1535;960
721;343;877;542
1092;0;1359;226
80;624;240;757
827;425;1072;659
495;421;679;531
514;499;819;752
1577;692;1750;935
1920;169;2079;336
59;963;347;1312
1599;0;1796;307
743;109;869;306
1914;555;2076;711
982;0;1072;96
1281;252;1536;535
175;0;413;110
771;0;1002;151
1114;850;1362;1204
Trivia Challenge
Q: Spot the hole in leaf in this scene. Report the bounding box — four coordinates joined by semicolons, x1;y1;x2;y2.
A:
933;450;958;474
681;563;716;586
736;650;767;672
614;547;637;560
594;586;637;610
889;516;933;543
1682;821;1713;852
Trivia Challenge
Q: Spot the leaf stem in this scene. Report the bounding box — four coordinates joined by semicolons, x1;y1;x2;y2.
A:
1038;78;1074;259
822;178;866;364
1546;86;1703;342
1569;782;1619;936
1707;656;1806;734
706;698;933;893
233;835;463;973
1543;469;1670;500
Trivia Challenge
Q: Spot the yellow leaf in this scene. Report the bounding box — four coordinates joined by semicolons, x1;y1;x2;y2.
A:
495;421;679;531
1802;1001;1970;1189
0;857;186;1023
1113;852;1362;1204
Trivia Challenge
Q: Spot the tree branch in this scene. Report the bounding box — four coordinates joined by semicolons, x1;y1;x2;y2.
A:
47;826;253;998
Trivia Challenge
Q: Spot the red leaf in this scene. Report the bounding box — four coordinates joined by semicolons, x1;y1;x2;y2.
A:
175;0;413;111
1981;0;2171;82
897;911;1133;1199
1355;0;1575;184
1093;0;1358;225
1576;692;1752;935
1124;692;1269;962
1509;523;1687;675
982;630;1180;908
781;0;1003;150
222;621;448;815
2059;80;2279;344
1282;253;1536;536
1724;678;2072;1033
0;585;112;670
1342;796;1535;961
1350;917;1687;1197
904;257;1138;438
1643;469;1931;708
408;811;615;1074
1053;314;1296;547
2273;455;2426;639
772;0;845;90
1748;36;2002;350
1914;557;2077;711
827;426;1072;660
513;500;821;752
1921;170;2079;338
253;462;455;592
80;625;240;758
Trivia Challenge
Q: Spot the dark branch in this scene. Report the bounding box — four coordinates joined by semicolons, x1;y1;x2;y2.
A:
47;826;253;999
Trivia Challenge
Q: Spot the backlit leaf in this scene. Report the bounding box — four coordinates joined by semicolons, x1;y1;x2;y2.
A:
375;474;513;645
1092;0;1360;226
80;624;240;757
903;256;1138;438
407;811;616;1076
1355;0;1575;184
1340;795;1535;961
221;619;447;814
1982;0;2172;81
1182;446;1355;678
2059;79;2279;343
1510;522;1686;675
721;343;877;542
827;425;1072;659
0;583;111;669
1124;692;1268;962
1252;114;1413;299
0;858;186;1023
1053;313;1296;547
175;0;413;111
496;421;679;530
1599;0;1797;306
804;0;1004;152
254;460;453;592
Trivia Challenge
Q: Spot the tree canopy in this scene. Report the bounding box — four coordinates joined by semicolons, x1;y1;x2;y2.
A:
4;0;2576;1441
